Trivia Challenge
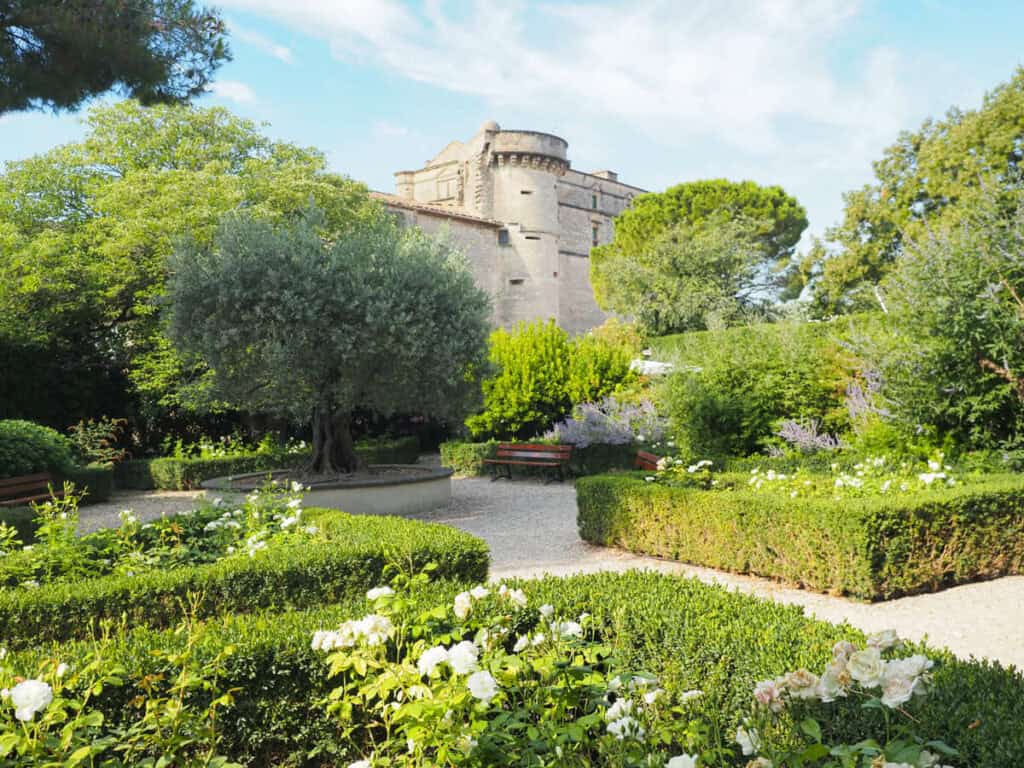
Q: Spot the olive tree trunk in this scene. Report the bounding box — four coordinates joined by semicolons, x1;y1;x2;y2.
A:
309;406;361;474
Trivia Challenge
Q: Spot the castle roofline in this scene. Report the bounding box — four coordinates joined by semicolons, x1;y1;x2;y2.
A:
371;192;503;228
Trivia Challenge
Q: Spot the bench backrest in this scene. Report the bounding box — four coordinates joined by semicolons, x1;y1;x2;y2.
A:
634;451;661;471
496;443;573;461
0;472;54;501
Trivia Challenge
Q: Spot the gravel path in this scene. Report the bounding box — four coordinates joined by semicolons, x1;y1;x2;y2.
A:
80;471;1024;669
409;475;1024;671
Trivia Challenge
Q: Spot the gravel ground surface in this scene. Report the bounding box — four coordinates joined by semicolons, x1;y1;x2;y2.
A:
80;467;1024;669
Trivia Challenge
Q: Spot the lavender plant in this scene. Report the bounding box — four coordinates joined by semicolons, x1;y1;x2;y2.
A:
546;397;667;448
776;419;845;454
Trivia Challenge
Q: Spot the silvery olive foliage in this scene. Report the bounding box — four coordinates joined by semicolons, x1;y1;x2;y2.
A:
167;208;491;471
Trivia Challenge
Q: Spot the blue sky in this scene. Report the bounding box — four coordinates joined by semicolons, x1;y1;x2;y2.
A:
1;0;1022;240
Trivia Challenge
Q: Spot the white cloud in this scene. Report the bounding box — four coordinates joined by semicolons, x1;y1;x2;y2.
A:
230;22;293;63
208;80;257;104
213;0;964;235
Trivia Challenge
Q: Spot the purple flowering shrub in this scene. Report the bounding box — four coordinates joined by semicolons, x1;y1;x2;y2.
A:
775;418;844;454
546;398;667;448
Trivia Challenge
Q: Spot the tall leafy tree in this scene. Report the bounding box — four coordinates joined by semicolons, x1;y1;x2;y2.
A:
804;66;1024;315
590;179;807;335
0;100;382;431
167;210;492;473
0;0;229;114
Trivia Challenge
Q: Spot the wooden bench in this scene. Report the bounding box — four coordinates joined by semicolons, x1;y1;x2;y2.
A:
483;443;573;483
634;450;661;472
0;472;61;508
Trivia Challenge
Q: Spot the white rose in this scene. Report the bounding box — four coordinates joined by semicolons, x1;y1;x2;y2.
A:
55;663;68;678
679;689;703;703
832;640;857;661
417;645;449;677
816;660;850;702
357;614;394;646
448;641;479;675
466;670;498;702
847;647;886;688
555;621;583;638
666;755;697;768
539;604;554;619
735;725;761;756
879;674;915;708
866;629;899;651
606;715;643;740
453;592;472;620
512;635;530;653
605;698;633;722
753;679;784;712
469;585;490;600
366;586;394;601
10;679;53;722
508;588;527;608
643;688;664;705
348;760;371;768
782;668;820;700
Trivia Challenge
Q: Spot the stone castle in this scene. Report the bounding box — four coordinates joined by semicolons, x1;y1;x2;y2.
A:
371;121;646;335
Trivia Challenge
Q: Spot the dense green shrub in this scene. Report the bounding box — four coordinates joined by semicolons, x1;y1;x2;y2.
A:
0;508;488;648
655;316;880;457
8;571;1023;768
0;419;74;478
116;437;421;490
466;319;636;440
577;472;1024;600
60;463;114;502
440;440;643;477
0;507;35;543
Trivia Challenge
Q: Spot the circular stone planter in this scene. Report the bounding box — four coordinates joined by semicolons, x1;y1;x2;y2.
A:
201;464;453;516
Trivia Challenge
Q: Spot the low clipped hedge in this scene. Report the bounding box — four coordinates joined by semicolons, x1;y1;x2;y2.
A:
9;571;1023;768
0;508;488;648
441;440;640;477
577;472;1024;600
116;437;421;490
61;463;115;502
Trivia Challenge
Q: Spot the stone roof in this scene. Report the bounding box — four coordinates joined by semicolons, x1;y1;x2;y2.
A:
371;192;503;228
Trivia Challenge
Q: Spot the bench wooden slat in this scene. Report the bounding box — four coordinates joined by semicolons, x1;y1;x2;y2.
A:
483;458;561;467
0;472;59;507
485;443;572;482
634;451;661;471
0;472;52;489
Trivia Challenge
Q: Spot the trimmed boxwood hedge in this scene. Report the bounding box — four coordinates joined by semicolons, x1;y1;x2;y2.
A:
115;436;421;490
0;507;488;648
577;472;1024;600
441;440;641;477
8;571;1023;768
61;462;114;502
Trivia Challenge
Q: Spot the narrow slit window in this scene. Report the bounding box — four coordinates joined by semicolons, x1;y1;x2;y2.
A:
520;189;533;195
497;229;510;246
592;223;600;247
509;278;525;286
592;193;598;209
525;235;541;240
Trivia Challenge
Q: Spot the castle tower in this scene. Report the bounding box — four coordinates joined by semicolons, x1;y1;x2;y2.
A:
484;126;569;327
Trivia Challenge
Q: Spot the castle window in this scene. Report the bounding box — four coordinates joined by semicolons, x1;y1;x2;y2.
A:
592;223;600;246
509;278;525;286
436;177;456;199
497;229;510;246
592;193;598;210
520;189;533;195
525;235;541;240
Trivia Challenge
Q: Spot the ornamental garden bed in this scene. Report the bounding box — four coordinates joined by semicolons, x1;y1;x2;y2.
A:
577;468;1024;600
4;570;1022;767
0;484;487;648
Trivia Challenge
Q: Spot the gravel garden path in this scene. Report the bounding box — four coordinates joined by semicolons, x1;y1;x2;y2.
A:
80;469;1024;670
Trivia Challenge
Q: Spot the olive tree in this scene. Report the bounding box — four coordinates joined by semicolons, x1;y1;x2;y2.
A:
167;209;492;473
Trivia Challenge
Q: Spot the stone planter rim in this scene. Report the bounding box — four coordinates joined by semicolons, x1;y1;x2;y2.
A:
200;464;453;492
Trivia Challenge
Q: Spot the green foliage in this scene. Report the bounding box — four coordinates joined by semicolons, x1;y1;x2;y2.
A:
0;1;229;114
6;571;1023;768
805;66;1024;313
656;319;872;457
0;509;489;649
0;100;382;434
466;319;637;440
60;463;114;502
167;208;491;472
0;419;74;478
591;179;808;333
66;416;129;465
593;218;773;335
440;440;644;477
576;472;1024;600
0;507;36;544
860;194;1024;450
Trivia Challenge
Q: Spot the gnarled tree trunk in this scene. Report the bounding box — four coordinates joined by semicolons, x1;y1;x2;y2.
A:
309;405;361;474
